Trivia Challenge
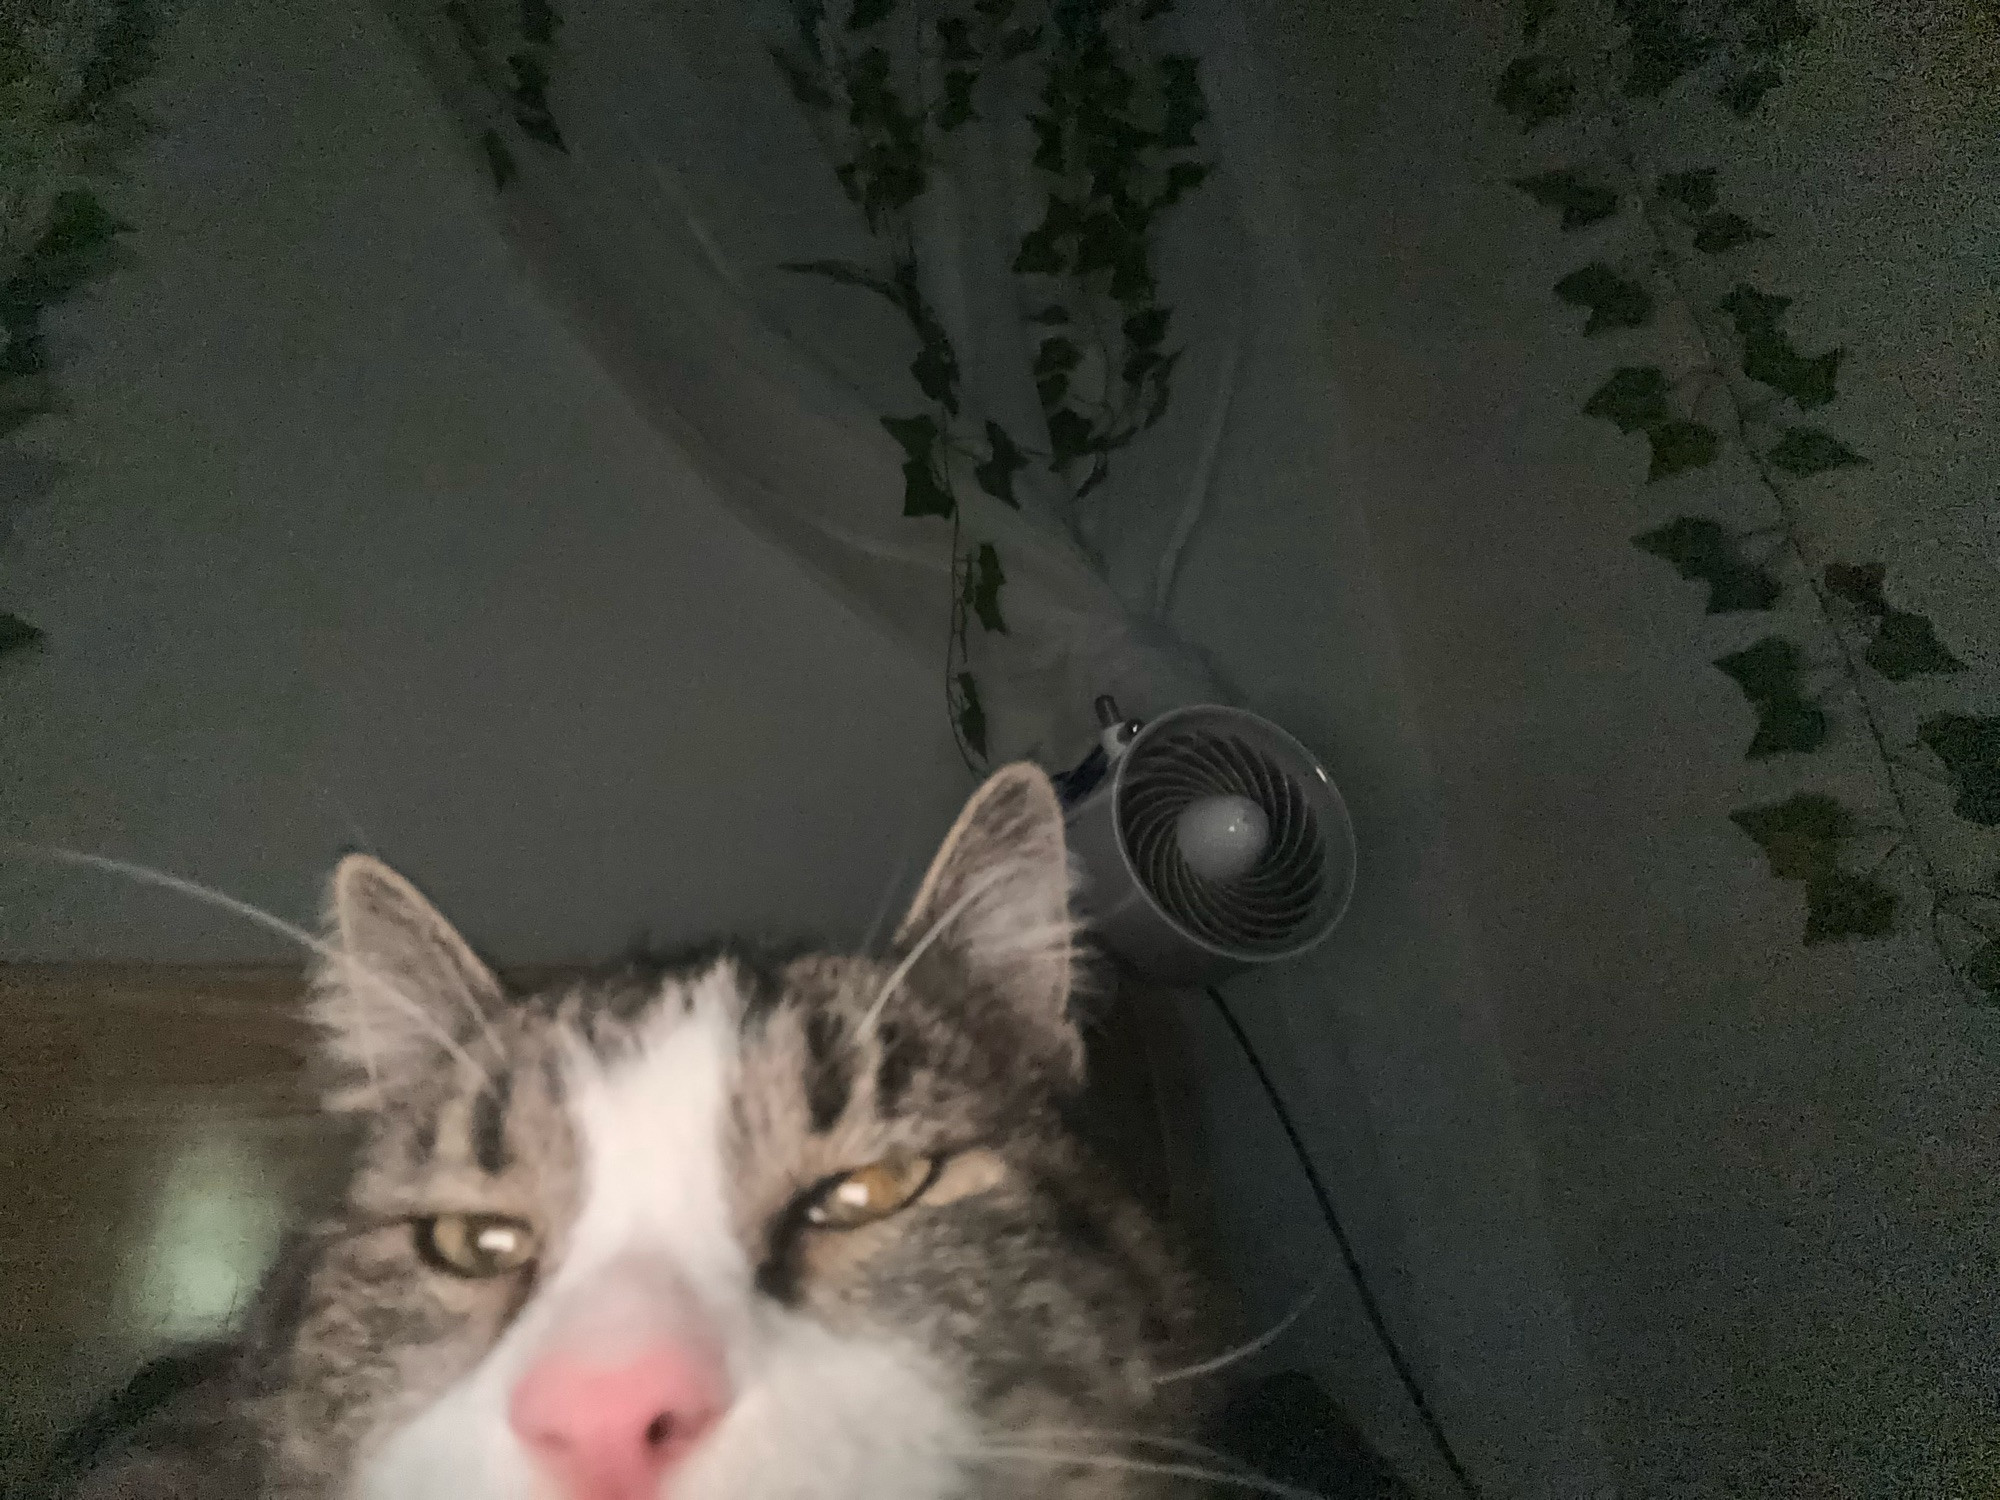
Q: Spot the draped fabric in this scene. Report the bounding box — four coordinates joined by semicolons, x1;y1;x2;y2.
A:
374;0;1250;767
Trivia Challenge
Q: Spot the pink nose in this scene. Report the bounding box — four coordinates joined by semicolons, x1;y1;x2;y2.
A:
509;1344;727;1500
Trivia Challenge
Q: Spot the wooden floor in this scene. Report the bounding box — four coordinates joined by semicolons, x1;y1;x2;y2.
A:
0;964;1198;1489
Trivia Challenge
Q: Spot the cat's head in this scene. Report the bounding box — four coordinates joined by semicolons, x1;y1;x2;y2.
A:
265;764;1203;1500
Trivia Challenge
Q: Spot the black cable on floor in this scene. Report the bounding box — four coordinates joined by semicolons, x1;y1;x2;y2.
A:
1205;984;1484;1500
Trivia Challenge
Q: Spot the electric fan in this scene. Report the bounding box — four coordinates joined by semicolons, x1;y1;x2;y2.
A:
1061;701;1357;985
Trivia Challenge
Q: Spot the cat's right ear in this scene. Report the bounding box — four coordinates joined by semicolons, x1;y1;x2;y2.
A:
309;854;501;1103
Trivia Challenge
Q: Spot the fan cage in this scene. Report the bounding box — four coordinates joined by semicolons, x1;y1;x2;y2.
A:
1115;724;1334;957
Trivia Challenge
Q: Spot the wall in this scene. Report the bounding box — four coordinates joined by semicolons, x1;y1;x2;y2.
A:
0;0;967;966
1234;0;2000;1494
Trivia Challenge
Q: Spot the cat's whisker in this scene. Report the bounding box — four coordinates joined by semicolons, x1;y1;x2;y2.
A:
17;844;493;1089
963;1443;1329;1500
1150;1274;1327;1385
862;863;1013;1033
1011;1425;1260;1474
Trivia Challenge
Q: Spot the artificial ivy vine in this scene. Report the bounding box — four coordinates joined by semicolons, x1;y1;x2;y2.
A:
1495;0;2000;998
769;0;1211;766
1;0;165;659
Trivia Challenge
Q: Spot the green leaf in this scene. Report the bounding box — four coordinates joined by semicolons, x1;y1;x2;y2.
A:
938;68;977;131
848;0;893;28
1154;160;1211;212
1823;561;1887;613
1719;284;1843;407
1865;611;1964;682
1721;65;1783;115
1918;715;2000;827
1123;307;1170;349
8;192;129;309
520;0;560;46
1968;940;2000;1002
954;671;988;759
964;542;1008;632
1034;336;1080;377
1692;211;1772;254
1036;373;1070;410
881;414;952;518
1047;407;1095;469
1511;170;1622;230
999;24;1041;59
1583;366;1671;432
68;0;160;119
1730;792;1853;881
1714;636;1828;758
1554;263;1653;333
936;15;978;62
1656;168;1717;212
1621;0;1712;97
479;127;517;190
1803;869;1899;945
974;421;1025;508
1158;54;1207;148
1645;420;1720;480
1030;305;1070;325
0;612;44;659
1768;426;1864;476
1522;0;1557;42
508;53;566;151
1742;0;1814;53
1494;54;1577;130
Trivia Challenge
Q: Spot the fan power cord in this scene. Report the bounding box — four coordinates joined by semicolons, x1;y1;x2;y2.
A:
1204;985;1485;1500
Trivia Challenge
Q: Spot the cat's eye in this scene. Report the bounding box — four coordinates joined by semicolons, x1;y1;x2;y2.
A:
805;1156;938;1230
414;1214;539;1278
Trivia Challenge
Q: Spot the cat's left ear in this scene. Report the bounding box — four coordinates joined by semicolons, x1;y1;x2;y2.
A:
310;854;502;1101
894;762;1082;1079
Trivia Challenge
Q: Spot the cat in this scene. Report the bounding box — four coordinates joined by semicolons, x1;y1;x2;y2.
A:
55;763;1219;1500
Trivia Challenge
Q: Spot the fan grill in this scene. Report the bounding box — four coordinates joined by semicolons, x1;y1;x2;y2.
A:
1117;729;1327;955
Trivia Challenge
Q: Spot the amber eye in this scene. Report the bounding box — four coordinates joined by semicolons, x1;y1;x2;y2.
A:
805;1157;938;1230
414;1214;539;1278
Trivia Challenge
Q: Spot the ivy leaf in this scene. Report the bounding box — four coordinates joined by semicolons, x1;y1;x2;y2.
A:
937;69;977;132
1646;420;1720;480
1918;715;2000;827
1522;0;1558;42
1583;366;1671;432
1512;170;1622;230
1865;611;1964;682
1719;285;1844;407
1555;263;1653;333
1823;561;1887;613
1047;407;1095;469
848;0;893;28
973;420;1025;508
881;414;952;518
1730;792;1852;880
1803;870;1899;945
1494;55;1577;130
1721;65;1783;115
1124;306;1170;349
1158;55;1207;149
1154;160;1210;212
0;612;45;659
1742;0;1814;53
964;542;1008;633
1692;211;1772;254
999;24;1041;59
935;15;978;62
479;127;517;190
1656;168;1717;212
1030;305;1070;325
1620;0;1712;97
1768;427;1864;476
520;0;560;47
1034;336;1081;377
8;191;129;308
1631;516;1779;613
954;671;988;759
1969;940;2000;1002
508;53;566;151
1714;636;1828;758
0;374;58;439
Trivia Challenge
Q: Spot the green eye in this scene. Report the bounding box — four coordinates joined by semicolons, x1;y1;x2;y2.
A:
415;1214;538;1277
805;1156;938;1230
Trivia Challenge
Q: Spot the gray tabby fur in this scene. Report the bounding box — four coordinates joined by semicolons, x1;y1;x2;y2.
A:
59;765;1215;1500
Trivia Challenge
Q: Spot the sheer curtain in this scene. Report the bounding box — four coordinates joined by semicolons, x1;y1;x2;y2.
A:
375;0;1247;767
